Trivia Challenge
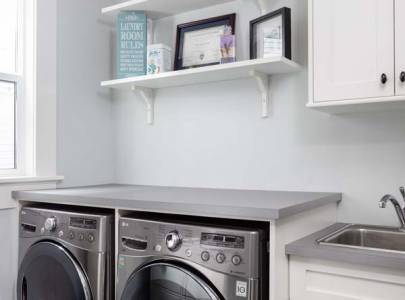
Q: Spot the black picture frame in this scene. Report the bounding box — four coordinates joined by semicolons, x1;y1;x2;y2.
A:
250;7;291;60
174;14;236;70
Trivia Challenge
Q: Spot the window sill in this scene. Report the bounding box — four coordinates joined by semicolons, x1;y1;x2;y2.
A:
0;175;64;185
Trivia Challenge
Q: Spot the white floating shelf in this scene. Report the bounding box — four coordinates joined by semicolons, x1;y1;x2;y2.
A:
102;57;300;89
102;57;301;124
102;0;236;19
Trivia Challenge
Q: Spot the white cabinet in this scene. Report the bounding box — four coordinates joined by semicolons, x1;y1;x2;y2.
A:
312;0;394;102
290;257;405;300
308;0;405;111
396;0;405;96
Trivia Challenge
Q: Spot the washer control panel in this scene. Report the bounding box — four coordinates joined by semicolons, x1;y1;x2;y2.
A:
20;207;109;252
119;217;261;278
201;233;244;248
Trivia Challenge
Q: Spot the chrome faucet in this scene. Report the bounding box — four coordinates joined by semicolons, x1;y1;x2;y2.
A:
379;187;405;231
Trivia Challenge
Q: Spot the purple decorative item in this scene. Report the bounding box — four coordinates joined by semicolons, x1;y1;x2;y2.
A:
220;26;236;64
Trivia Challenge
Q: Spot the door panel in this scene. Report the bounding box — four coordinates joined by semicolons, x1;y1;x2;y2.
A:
120;262;221;300
396;0;405;95
17;242;91;300
313;0;395;102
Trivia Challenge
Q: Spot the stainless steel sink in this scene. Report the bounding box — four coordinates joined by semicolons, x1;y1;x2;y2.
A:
318;224;405;254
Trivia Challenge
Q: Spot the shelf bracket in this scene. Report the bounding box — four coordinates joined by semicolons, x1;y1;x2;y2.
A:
256;0;270;15
132;86;154;125
250;71;270;118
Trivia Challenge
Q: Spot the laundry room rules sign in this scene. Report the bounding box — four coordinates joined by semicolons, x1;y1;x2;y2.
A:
117;11;147;78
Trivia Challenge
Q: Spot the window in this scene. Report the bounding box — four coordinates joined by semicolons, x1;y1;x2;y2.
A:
0;1;19;74
0;81;16;169
0;0;25;174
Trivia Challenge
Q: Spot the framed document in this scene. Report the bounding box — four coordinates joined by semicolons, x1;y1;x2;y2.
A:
250;7;291;60
174;14;236;70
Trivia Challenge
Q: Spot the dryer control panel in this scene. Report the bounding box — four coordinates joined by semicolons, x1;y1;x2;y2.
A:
20;207;110;252
119;217;262;278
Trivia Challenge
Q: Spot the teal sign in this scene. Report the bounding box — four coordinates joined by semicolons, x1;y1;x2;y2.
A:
117;11;147;78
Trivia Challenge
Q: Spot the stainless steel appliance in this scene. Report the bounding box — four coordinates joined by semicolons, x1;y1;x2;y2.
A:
116;216;268;300
17;206;114;300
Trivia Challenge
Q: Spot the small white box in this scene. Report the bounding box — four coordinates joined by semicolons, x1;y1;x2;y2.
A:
147;44;172;75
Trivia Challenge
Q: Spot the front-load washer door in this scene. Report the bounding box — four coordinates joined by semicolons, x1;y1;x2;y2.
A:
121;262;222;300
17;241;92;300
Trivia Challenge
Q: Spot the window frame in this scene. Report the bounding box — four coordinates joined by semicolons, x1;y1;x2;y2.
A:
0;0;28;176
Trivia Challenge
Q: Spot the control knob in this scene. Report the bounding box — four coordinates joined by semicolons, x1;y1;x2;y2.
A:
68;231;75;240
87;233;95;243
216;253;226;264
232;255;242;266
165;230;182;251
201;251;210;262
44;217;57;231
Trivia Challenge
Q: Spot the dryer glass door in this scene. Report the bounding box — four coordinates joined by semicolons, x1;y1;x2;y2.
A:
17;241;92;300
121;262;222;300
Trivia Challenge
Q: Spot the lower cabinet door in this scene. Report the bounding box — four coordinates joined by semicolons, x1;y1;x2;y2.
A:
290;257;405;300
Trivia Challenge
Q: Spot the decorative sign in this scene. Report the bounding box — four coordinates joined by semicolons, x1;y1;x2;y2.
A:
117;11;147;78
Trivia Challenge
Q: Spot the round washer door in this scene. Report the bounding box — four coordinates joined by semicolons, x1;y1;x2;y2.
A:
17;241;92;300
121;262;222;300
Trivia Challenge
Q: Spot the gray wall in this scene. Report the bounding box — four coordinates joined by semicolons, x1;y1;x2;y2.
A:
112;0;405;226
55;0;405;226
57;0;115;187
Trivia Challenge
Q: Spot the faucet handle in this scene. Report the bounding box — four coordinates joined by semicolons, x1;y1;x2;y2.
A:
400;186;405;203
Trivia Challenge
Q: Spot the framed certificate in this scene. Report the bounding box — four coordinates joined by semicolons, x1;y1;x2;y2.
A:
250;7;291;60
174;14;236;70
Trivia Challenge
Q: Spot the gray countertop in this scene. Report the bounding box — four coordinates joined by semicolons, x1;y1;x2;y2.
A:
286;223;405;270
12;184;341;221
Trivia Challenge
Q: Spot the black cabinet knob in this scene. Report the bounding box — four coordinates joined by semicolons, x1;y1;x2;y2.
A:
381;73;388;84
400;71;405;83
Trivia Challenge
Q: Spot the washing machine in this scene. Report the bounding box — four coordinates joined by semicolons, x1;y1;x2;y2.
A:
116;215;268;300
17;206;114;300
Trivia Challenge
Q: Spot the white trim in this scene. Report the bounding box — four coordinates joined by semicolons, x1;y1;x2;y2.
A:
16;0;24;75
23;0;36;177
101;0;235;19
307;95;405;113
0;72;22;82
0;175;63;185
308;0;314;106
0;78;18;175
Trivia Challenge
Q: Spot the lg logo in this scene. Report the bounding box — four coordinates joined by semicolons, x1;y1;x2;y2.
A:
236;281;247;297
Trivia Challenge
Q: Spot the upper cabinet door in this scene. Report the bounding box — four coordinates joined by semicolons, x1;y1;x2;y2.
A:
312;0;395;102
396;0;405;96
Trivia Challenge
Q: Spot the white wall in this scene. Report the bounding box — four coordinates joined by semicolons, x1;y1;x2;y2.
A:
0;208;17;300
112;0;405;226
57;0;115;187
